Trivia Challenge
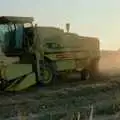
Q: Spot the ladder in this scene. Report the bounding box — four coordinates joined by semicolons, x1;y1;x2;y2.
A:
32;24;44;83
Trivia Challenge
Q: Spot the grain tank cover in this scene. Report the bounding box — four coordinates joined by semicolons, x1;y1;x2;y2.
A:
63;32;99;50
37;27;64;38
36;27;64;42
0;16;34;24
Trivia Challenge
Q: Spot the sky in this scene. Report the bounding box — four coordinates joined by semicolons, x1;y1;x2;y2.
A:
0;0;120;50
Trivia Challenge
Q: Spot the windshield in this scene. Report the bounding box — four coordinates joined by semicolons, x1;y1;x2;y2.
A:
0;23;24;53
0;23;16;46
0;24;9;46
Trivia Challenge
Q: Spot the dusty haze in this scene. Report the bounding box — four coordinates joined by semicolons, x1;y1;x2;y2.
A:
99;50;120;75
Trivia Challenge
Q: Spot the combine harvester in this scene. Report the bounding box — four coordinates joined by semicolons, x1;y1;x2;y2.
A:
0;16;100;92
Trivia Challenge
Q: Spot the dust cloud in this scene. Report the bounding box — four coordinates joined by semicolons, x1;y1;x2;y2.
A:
99;50;120;75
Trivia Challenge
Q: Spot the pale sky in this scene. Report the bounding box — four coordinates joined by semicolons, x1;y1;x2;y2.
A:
0;0;120;50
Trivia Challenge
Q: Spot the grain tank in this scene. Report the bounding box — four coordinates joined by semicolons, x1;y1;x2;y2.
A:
35;26;100;81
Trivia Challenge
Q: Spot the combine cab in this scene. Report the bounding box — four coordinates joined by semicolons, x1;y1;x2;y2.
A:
0;16;100;92
0;16;40;91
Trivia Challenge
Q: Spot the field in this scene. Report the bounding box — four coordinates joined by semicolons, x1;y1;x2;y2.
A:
1;50;120;119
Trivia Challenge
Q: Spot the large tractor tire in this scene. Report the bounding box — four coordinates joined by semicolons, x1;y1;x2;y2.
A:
31;55;57;86
90;58;100;80
81;69;91;81
39;61;56;85
89;58;99;76
81;58;99;81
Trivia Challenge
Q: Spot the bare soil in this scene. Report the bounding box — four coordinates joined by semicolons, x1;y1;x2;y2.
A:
1;51;120;120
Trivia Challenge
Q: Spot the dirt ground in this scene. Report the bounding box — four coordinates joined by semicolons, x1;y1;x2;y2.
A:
1;51;120;120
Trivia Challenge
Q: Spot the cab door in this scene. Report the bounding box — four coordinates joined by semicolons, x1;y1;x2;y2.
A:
15;24;24;49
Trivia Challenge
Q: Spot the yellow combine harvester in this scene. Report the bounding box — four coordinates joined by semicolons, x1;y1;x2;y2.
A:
0;16;100;91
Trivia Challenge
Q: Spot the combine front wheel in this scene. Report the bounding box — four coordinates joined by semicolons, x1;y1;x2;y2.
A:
40;62;56;85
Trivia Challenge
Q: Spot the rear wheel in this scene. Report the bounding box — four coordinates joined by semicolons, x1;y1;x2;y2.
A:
81;69;91;81
90;59;99;75
81;58;100;81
